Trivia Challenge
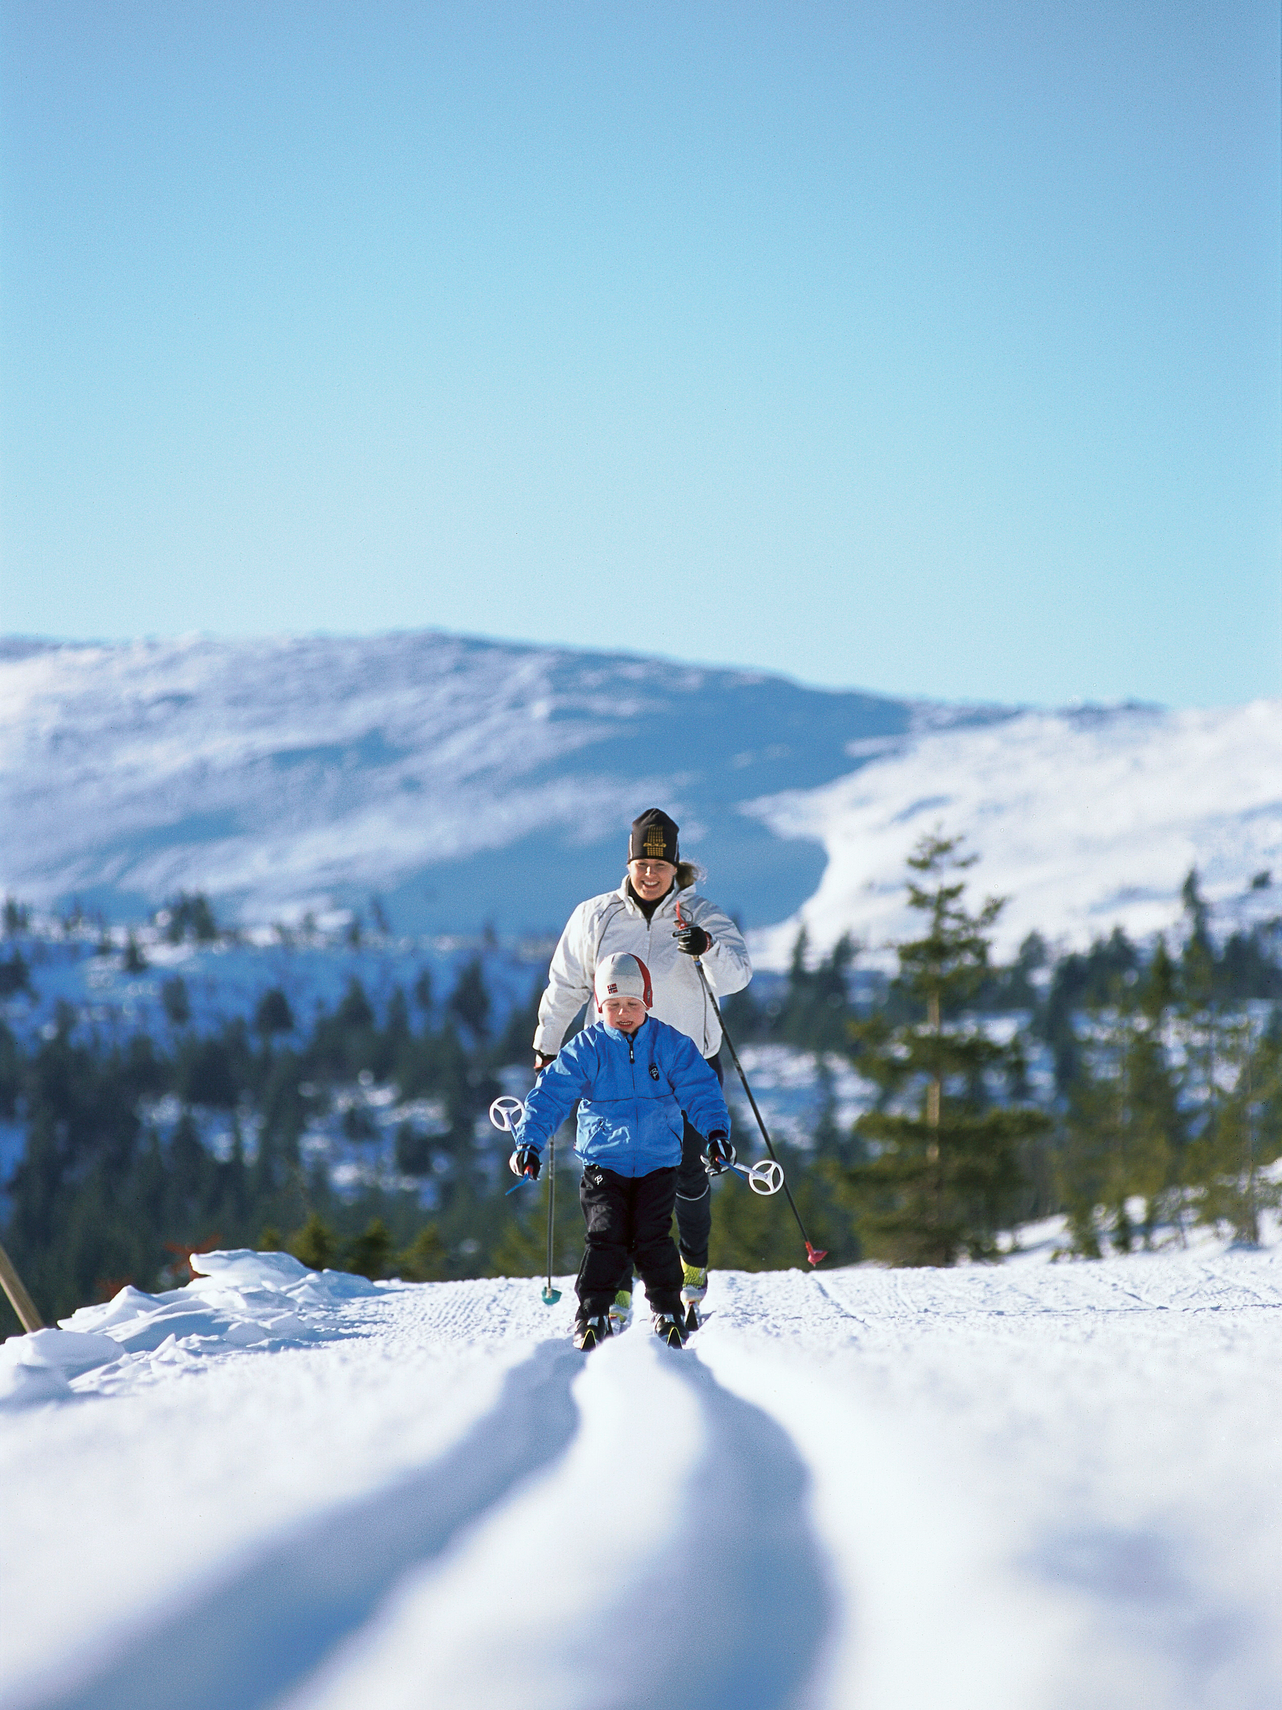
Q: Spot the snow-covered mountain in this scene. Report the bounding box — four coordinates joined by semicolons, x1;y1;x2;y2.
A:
0;634;920;940
753;699;1282;963
3;1235;1280;1708
1;633;1277;963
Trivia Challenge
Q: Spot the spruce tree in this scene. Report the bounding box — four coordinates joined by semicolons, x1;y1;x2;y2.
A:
1056;942;1185;1255
1185;1004;1282;1245
844;833;1046;1265
395;1223;449;1281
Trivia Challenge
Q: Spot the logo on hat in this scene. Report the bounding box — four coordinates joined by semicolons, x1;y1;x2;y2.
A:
644;827;667;857
593;951;654;1012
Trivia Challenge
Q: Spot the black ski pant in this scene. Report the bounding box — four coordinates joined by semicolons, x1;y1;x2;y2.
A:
576;1164;682;1321
674;1113;713;1269
610;1053;723;1288
672;1050;723;1269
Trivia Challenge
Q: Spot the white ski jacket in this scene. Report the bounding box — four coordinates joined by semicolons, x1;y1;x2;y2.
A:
534;879;752;1061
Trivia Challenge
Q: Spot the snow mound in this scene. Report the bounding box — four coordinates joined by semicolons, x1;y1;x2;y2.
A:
0;1327;124;1407
0;1251;385;1408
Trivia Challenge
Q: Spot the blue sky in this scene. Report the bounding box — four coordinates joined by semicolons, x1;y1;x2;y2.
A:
1;1;1277;707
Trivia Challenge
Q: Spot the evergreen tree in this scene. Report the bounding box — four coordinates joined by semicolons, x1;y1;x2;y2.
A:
254;987;294;1037
394;1223;449;1281
0;949;30;997
448;957;491;1041
290;1212;337;1270
161;975;191;1027
843;833;1046;1265
777;930;857;1052
394;1120;433;1175
345;1217;393;1279
1055;943;1185;1255
164;892;218;944
1184;1005;1282;1244
491;974;545;1068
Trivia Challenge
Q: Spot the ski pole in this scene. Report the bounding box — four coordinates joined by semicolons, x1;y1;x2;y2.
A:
0;1240;43;1332
490;1095;561;1301
542;1137;561;1304
677;917;827;1265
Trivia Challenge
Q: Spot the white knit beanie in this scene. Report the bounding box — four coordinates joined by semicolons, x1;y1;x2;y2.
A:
594;952;653;1010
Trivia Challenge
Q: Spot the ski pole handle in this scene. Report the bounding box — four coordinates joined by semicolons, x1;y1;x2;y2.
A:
489;1096;526;1133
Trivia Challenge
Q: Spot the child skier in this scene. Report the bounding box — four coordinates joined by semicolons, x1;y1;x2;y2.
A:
509;951;734;1349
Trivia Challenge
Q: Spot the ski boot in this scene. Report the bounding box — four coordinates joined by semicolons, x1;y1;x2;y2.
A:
680;1263;708;1334
573;1313;611;1351
652;1311;686;1348
607;1289;633;1336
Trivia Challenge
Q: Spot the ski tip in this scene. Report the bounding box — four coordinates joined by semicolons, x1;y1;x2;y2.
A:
684;1302;699;1333
805;1244;828;1266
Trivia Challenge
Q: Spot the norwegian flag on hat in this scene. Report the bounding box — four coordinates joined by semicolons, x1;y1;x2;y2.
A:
593;952;653;1010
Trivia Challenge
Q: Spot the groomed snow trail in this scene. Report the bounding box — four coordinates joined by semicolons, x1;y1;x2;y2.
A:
2;1240;1280;1710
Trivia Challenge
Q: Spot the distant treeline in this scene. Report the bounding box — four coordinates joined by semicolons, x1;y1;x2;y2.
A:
1;865;1280;1333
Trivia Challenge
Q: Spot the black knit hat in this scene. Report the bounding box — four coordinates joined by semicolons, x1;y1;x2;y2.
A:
629;808;679;866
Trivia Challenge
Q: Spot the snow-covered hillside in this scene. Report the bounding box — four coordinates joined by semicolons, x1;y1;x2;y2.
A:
0;634;916;936
2;1239;1279;1709
1;633;1277;961
752;700;1282;963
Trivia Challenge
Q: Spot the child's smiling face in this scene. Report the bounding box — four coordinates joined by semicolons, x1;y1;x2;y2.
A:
600;994;647;1034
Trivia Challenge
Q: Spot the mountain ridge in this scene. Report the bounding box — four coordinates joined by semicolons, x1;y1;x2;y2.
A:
2;630;1276;961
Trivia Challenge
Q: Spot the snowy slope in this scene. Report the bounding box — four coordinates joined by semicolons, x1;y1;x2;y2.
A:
0;634;915;935
1;634;1277;956
751;700;1282;964
2;1240;1279;1710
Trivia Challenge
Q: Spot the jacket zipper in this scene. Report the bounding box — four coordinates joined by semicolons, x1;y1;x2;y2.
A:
629;1033;638;1176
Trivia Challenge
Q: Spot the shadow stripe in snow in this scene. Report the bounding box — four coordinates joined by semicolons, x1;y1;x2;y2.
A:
18;1340;581;1710
592;1350;834;1710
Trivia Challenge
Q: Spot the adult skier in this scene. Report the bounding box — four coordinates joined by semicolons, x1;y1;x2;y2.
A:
533;807;752;1324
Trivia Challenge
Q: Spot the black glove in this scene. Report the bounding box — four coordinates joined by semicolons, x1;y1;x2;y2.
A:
704;1131;736;1175
509;1144;541;1180
534;1050;557;1072
674;922;713;957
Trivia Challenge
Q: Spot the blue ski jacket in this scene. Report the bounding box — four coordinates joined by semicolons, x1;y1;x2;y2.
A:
513;1016;731;1178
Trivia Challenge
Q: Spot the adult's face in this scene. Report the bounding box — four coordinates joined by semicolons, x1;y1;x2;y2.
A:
628;858;676;901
